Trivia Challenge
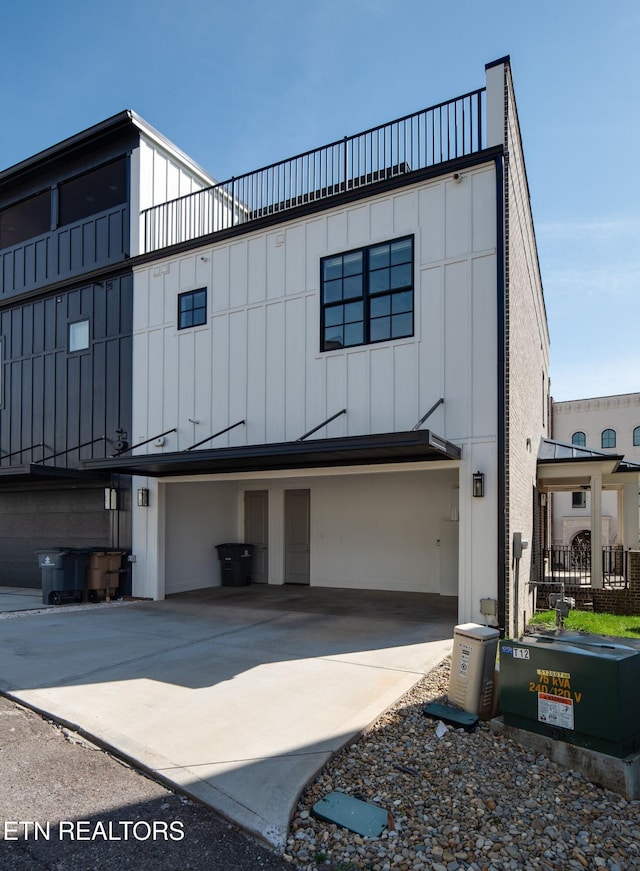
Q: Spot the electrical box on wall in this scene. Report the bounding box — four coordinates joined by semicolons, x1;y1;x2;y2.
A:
513;532;529;559
480;598;497;617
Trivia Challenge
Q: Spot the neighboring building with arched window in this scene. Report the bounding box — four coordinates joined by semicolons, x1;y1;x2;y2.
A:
551;393;640;546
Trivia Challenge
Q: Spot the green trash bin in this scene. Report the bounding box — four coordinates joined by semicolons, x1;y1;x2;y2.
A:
499;632;640;758
36;548;89;606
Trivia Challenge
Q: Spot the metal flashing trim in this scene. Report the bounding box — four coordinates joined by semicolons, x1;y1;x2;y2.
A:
485;55;511;70
537;437;625;464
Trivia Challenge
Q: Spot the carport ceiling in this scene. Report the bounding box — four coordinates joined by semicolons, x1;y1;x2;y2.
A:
82;430;461;477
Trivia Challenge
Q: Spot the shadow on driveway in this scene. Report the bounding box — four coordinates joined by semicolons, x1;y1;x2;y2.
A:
0;585;456;848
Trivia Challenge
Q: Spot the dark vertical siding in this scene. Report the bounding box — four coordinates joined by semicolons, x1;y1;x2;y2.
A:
0;205;129;301
0;272;132;468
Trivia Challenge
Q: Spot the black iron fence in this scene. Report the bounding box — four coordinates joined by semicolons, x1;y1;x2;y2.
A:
143;88;486;252
543;545;628;589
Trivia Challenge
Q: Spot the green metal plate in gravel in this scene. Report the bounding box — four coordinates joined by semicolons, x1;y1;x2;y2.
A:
312;791;388;837
423;701;478;732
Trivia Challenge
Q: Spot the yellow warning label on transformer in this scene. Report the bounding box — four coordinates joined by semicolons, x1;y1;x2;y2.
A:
536;669;570;679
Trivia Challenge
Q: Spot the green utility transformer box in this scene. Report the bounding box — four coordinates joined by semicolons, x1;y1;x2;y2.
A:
499;632;640;758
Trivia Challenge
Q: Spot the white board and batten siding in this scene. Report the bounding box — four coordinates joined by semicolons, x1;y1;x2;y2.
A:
132;164;498;453
128;127;219;257
132;164;500;615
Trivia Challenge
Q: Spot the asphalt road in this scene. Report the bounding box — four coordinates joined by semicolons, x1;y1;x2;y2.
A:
0;695;291;870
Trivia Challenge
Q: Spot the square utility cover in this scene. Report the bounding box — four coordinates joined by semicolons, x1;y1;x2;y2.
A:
312;791;388;837
424;701;478;732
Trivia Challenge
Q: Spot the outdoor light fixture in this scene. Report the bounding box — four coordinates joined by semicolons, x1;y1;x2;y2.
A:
104;487;118;510
137;488;150;507
472;471;484;498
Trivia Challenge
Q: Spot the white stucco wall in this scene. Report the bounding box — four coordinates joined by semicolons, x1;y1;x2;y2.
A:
551;393;640;545
164;481;239;593
135;466;460;598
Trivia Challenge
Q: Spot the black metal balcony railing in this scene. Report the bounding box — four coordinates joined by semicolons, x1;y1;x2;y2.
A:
143;88;486;253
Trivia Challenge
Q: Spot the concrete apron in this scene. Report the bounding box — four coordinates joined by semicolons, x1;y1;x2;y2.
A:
0;586;455;849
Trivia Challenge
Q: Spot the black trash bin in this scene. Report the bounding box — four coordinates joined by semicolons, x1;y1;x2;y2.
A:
215;543;254;586
35;548;89;605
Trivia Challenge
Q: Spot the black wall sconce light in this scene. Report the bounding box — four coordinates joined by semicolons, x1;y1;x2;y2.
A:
472;471;485;498
137;488;150;507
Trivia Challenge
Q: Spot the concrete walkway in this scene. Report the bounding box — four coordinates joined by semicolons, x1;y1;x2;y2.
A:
0;585;455;849
0;586;46;612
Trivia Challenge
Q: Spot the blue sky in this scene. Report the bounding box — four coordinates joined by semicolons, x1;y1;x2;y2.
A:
2;0;639;402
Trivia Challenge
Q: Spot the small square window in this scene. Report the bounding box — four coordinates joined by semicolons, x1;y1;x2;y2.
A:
69;319;90;352
178;288;207;330
572;491;586;509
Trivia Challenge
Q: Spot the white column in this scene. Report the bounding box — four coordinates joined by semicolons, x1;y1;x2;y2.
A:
622;481;640;550
131;475;164;599
590;473;603;589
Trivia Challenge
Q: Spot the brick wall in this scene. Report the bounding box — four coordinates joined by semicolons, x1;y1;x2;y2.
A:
502;61;550;634
536;551;640;615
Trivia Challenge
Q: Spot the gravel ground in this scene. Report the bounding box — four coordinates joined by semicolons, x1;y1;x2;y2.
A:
285;658;640;871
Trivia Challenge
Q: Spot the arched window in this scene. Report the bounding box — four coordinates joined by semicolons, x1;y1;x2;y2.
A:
601;428;616;449
572;431;586;447
634;426;640;447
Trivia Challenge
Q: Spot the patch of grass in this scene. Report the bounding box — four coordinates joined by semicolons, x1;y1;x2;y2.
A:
530;609;640;639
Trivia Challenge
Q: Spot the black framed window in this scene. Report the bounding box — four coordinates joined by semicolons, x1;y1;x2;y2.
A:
633;426;640;447
601;428;616;449
571;431;586;447
321;236;414;351
572;491;586;509
58;158;127;227
0;190;51;249
178;288;207;329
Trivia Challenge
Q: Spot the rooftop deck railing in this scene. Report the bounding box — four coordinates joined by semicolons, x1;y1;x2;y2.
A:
143;88;486;253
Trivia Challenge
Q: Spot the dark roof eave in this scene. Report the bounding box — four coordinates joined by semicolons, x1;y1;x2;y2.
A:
537;454;624;467
0;111;136;186
0;464;112;484
82;430;461;478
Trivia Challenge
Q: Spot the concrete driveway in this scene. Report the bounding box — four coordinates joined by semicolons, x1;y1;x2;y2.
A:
0;585;456;849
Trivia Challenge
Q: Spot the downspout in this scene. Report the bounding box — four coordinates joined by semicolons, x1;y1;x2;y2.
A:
486;57;510;637
495;153;507;636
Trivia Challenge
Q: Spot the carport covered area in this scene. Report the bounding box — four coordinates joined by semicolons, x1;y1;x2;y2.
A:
88;430;463;601
160;464;460;597
0;585;456;848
